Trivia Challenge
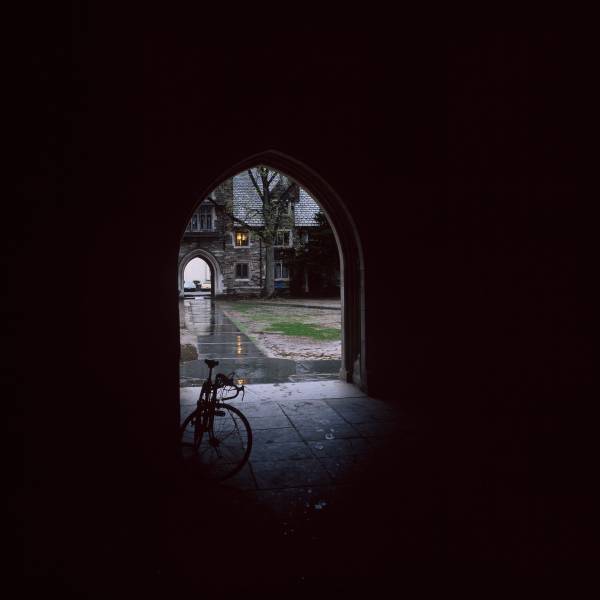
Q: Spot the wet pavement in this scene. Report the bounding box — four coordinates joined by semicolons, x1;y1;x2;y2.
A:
179;296;341;385
171;380;422;589
174;298;424;588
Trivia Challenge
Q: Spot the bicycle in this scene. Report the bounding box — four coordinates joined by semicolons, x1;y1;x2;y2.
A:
179;359;252;480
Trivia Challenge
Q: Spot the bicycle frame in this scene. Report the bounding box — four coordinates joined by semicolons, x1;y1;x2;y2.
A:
179;358;252;481
193;362;244;449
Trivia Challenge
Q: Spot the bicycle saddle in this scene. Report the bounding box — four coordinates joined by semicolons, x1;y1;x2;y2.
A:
204;359;219;368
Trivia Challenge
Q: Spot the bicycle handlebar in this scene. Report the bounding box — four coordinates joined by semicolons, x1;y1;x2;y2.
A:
214;372;245;399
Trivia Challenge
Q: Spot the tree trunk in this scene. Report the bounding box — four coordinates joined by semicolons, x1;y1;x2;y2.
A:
264;243;275;297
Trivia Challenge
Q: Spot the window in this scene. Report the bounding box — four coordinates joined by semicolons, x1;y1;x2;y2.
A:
274;230;291;247
234;231;249;247
199;204;212;230
235;263;249;279
274;261;289;280
188;204;213;232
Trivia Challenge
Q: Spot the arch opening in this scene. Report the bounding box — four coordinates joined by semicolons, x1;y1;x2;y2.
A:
182;257;212;296
178;151;366;392
178;248;224;297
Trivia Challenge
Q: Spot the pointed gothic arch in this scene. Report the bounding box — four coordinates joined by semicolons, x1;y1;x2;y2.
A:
178;248;224;297
181;150;366;389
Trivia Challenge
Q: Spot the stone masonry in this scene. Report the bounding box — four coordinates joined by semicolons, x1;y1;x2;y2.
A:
178;170;322;297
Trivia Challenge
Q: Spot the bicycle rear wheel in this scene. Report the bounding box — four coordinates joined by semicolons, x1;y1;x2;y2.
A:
179;403;252;481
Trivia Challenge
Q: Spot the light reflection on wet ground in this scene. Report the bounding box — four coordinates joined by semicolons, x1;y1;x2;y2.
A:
174;298;426;587
180;297;341;385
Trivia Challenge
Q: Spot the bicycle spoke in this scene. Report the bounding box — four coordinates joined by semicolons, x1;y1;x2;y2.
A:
180;384;252;480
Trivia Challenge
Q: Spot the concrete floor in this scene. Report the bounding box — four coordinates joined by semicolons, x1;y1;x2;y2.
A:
170;380;426;590
180;380;414;492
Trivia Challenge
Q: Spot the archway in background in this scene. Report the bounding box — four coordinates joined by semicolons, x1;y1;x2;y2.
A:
178;248;224;298
181;150;366;390
183;256;212;293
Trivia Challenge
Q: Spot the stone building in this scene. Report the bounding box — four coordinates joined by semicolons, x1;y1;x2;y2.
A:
178;170;323;297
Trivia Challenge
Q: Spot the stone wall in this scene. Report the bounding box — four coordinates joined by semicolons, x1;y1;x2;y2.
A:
221;231;263;295
178;180;259;296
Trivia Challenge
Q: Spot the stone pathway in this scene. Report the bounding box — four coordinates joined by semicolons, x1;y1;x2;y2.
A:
233;297;341;310
179;296;341;385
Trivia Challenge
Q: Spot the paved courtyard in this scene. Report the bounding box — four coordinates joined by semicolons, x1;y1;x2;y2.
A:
174;297;428;588
180;296;342;385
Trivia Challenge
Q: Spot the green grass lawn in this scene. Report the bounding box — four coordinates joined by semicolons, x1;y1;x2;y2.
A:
222;302;262;313
265;322;340;341
218;301;341;342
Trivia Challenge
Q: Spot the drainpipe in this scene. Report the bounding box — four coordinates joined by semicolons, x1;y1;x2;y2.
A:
259;238;263;292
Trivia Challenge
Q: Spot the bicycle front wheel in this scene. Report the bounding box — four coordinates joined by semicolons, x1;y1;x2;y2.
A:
179;403;252;481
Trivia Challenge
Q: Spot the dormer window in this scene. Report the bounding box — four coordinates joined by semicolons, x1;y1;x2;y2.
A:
234;231;249;247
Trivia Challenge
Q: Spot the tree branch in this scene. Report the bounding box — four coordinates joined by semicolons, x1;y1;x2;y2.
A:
277;182;298;205
247;169;264;201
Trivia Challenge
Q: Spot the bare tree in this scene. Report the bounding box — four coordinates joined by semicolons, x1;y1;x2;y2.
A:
207;166;298;297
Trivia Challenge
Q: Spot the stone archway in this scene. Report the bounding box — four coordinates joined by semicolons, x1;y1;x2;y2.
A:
184;150;366;390
178;248;224;297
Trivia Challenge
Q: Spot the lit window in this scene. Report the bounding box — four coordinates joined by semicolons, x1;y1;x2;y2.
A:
235;231;249;247
274;230;291;247
274;262;289;280
235;263;249;279
190;214;199;232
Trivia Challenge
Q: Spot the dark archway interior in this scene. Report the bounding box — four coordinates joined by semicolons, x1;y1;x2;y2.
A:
16;27;589;591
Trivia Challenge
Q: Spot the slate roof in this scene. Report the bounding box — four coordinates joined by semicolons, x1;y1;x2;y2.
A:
295;188;320;226
231;170;320;227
